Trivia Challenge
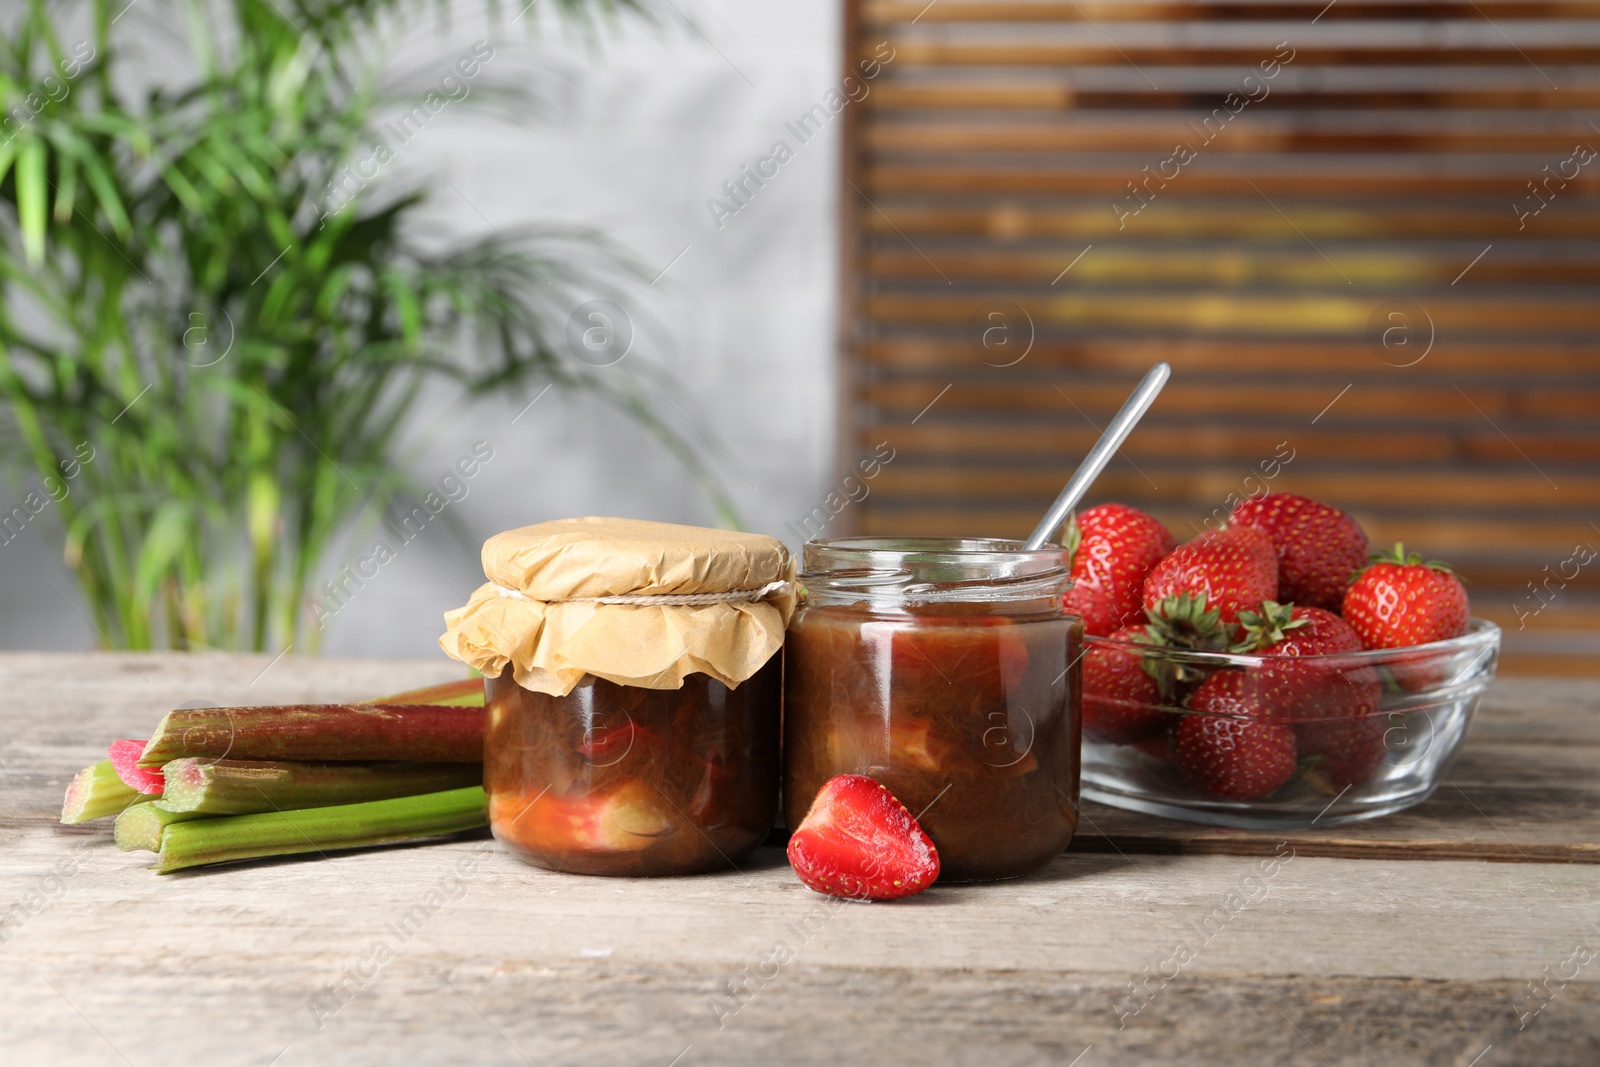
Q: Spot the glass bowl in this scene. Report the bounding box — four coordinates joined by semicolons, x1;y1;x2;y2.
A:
1080;619;1501;829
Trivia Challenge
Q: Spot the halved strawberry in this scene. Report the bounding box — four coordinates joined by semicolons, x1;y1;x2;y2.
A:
1230;493;1369;611
1142;525;1278;625
786;774;939;901
1175;673;1298;799
1064;503;1176;636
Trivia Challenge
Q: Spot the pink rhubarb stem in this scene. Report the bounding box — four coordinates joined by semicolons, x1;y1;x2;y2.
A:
109;739;165;795
137;704;485;767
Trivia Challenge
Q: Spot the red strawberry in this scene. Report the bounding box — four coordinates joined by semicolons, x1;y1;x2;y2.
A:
1082;625;1173;744
1233;602;1379;720
786;774;939;901
1175;673;1298;799
1230;602;1388;790
1342;543;1470;650
1143;525;1278;625
1064;504;1177;636
1299;715;1389;793
1230;493;1369;610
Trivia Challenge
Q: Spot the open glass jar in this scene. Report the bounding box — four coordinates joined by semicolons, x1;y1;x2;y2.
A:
784;538;1082;882
440;517;794;877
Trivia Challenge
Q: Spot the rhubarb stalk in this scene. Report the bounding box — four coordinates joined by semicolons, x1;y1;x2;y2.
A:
115;802;205;852
137;704;485;767
156;758;481;815
368;678;485;707
109;739;165;795
154;786;487;873
61;761;157;824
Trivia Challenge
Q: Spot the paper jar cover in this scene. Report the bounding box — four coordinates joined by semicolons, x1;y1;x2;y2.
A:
438;517;795;695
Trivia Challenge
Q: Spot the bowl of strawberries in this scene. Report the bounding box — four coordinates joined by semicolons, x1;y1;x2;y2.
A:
1070;495;1500;829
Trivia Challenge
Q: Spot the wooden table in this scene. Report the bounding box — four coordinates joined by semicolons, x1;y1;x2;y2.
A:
2;653;1596;1066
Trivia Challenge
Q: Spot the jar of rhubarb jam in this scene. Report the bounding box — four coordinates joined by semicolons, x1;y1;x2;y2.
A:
784;538;1081;881
484;660;780;876
439;517;795;877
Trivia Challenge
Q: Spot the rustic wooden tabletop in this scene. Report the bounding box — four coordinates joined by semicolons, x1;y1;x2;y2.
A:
1;652;1595;1066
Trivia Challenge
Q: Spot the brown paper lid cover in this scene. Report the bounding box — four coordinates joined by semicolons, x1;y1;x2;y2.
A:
438;517;794;696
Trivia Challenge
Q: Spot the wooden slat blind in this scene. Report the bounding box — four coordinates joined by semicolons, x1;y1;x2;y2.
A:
838;0;1600;647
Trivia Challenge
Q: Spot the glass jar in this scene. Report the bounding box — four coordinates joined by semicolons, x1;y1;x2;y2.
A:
784;538;1082;882
485;658;781;876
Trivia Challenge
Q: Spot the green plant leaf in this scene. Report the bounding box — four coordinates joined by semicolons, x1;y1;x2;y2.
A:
0;0;730;652
15;139;48;264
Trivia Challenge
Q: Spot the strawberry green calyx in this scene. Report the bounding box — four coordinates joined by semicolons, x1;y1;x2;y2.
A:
1144;592;1235;652
1232;600;1311;653
1140;593;1235;695
1353;542;1458;581
1064;515;1083;568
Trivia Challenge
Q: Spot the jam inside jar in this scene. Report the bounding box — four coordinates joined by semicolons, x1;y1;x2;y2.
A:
485;659;780;876
784;538;1081;882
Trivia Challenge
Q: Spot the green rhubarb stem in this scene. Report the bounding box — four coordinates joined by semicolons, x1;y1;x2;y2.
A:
61;760;157;824
154;786;487;874
115;802;207;852
137;704;485;767
155;758;482;815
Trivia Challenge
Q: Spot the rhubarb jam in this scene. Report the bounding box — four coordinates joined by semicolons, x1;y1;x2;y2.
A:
783;539;1081;882
484;660;780;876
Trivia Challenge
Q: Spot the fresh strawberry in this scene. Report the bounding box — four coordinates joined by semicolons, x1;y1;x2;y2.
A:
1231;603;1388;789
786;774;939;901
1235;602;1359;657
1175;673;1298;799
1082;625;1172;744
1142;525;1278;625
1341;543;1470;650
1233;601;1379;720
1230;493;1369;611
1299;715;1389;793
1064;503;1177;636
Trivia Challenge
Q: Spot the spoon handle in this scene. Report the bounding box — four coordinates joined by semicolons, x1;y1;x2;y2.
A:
1024;362;1171;550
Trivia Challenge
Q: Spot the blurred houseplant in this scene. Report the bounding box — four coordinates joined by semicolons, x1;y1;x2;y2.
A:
0;0;730;652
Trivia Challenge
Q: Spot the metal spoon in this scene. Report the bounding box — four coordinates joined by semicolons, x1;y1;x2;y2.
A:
1024;361;1171;550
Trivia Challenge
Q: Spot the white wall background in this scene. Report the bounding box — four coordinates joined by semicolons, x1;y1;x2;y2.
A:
0;1;841;658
